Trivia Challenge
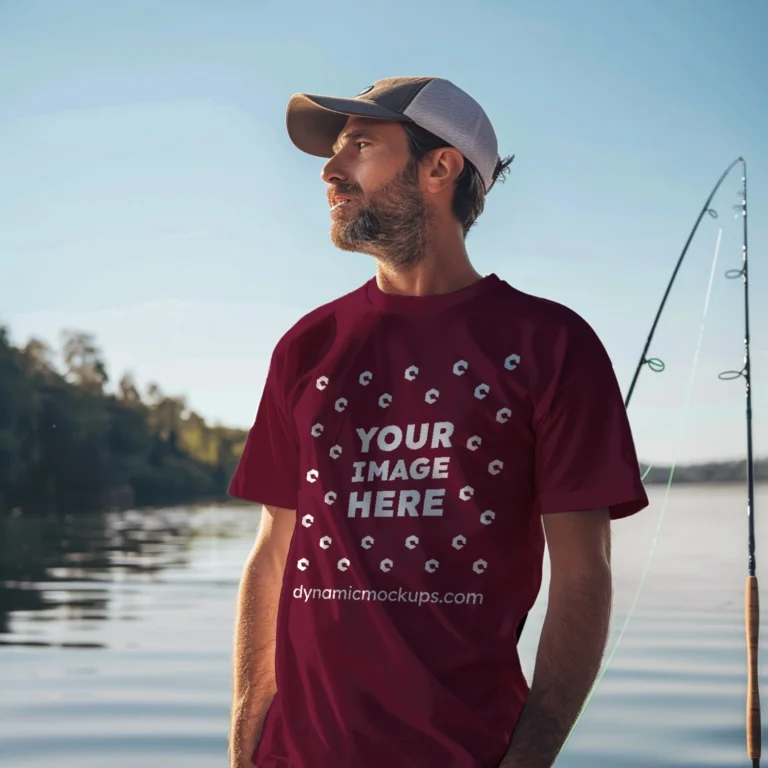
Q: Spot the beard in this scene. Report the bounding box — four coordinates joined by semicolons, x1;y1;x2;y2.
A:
329;160;431;270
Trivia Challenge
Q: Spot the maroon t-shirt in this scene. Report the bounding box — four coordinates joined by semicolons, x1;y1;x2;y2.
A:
229;273;648;768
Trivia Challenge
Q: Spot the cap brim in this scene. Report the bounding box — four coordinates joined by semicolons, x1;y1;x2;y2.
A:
286;93;411;158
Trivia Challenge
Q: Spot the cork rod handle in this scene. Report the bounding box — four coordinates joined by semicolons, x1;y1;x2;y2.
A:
746;575;761;761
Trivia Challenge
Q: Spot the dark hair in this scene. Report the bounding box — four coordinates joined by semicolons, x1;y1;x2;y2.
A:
402;122;514;237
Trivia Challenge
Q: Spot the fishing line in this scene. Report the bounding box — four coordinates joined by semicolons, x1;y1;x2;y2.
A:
562;226;724;749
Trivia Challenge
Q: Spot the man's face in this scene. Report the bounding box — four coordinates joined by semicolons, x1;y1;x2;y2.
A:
322;116;430;269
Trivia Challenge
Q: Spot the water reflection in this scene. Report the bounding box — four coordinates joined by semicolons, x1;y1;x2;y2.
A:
0;505;256;648
0;487;766;767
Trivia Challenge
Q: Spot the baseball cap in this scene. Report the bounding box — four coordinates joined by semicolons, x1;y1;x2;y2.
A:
285;76;500;192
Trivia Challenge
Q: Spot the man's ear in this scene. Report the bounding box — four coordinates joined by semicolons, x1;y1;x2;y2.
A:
421;147;465;193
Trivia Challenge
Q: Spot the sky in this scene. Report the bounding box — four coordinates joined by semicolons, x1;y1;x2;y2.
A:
0;0;766;466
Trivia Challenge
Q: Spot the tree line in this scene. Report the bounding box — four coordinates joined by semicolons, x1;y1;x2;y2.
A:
0;326;247;516
1;324;764;517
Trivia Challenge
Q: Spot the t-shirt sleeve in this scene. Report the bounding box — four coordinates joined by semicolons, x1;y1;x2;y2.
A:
228;344;299;510
533;321;649;521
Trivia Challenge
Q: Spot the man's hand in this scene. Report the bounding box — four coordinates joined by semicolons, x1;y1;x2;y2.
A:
229;693;272;768
500;507;612;768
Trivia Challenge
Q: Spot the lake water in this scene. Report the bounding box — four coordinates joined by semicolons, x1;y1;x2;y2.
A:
1;483;766;767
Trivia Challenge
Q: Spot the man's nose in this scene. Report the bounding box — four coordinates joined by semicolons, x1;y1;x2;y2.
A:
321;155;347;185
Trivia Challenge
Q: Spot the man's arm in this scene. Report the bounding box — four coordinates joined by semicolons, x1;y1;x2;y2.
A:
500;507;612;768
229;504;296;768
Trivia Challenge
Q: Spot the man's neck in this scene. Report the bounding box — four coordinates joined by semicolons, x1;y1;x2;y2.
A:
374;229;483;298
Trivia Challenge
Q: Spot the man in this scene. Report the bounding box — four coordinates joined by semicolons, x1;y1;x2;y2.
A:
228;76;648;768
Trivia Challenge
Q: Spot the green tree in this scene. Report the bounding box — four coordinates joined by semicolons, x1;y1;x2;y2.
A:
117;372;142;404
0;324;253;516
23;338;57;377
0;328;42;513
60;330;109;394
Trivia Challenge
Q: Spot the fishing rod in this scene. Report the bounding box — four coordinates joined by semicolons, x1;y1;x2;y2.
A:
624;157;760;766
624;156;744;406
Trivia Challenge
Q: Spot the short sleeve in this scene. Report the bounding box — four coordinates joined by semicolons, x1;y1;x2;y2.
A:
533;328;649;521
228;346;299;509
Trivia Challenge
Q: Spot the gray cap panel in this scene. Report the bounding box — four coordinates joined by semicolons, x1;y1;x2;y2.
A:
403;78;499;191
